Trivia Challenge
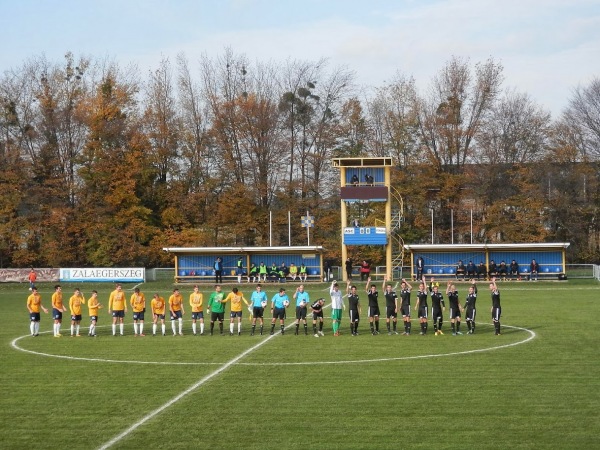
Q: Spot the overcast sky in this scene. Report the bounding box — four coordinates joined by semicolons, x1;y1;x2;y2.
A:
1;0;599;116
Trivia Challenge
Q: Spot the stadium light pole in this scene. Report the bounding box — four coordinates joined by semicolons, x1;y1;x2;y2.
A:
451;209;454;244
470;209;473;244
306;210;310;246
430;208;434;244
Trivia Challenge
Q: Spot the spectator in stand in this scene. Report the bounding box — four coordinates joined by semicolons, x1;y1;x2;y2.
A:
323;261;332;282
477;262;488;281
360;260;371;281
415;256;425;281
365;173;374;186
455;260;466;280
236;257;245;284
289;263;298;281
278;262;289;282
466;261;477;279
345;257;353;281
258;262;268;282
248;263;259;283
299;264;308;282
498;261;508;280
214;257;223;284
268;263;279;282
510;260;520;280
529;259;540;281
351;174;359;186
488;260;498;279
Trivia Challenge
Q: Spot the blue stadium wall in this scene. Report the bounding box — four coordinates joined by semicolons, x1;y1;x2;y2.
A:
163;247;325;280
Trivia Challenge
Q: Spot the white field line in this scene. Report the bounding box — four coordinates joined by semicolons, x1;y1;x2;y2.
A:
97;329;281;449
12;305;536;449
11;321;534;367
96;303;330;449
241;323;536;365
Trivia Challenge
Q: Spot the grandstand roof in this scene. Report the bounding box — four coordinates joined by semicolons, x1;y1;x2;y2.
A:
405;243;570;251
163;246;324;254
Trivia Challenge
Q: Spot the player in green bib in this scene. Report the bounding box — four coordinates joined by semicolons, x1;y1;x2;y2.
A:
207;285;226;335
299;264;308;282
259;262;268;282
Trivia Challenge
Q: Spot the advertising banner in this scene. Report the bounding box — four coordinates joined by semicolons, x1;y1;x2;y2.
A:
59;268;145;282
0;268;59;283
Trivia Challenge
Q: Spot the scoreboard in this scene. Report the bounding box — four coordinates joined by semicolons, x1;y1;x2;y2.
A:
343;227;388;245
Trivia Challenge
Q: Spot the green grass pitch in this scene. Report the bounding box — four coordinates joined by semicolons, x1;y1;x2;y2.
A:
1;279;599;449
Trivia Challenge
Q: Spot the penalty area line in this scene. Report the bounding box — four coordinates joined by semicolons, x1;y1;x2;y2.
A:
97;332;278;450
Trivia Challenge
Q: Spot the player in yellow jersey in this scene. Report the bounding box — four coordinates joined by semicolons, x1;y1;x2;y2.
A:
69;288;86;337
87;290;102;337
169;288;185;336
108;284;128;336
51;285;67;337
27;287;48;336
130;287;146;336
189;285;205;336
223;287;250;336
151;293;167;336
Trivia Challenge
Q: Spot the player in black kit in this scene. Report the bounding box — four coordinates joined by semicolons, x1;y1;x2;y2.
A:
490;278;502;335
365;277;380;335
414;276;429;335
382;276;398;335
311;298;325;337
429;278;445;335
464;281;477;334
446;281;463;335
399;278;412;335
347;284;361;336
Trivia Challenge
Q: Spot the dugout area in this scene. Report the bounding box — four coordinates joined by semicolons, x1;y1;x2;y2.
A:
405;243;570;280
163;246;325;283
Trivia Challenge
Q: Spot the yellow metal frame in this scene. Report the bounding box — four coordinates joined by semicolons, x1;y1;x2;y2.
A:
333;157;394;281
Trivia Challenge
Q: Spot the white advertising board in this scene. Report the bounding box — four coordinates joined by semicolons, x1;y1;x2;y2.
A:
59;268;145;282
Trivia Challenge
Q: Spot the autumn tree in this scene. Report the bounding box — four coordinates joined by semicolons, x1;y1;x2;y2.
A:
175;53;212;228
546;113;600;260
416;56;503;171
367;74;420;165
479;164;549;243
477;90;551;164
78;71;157;266
279;62;354;201
300;72;350;206
142;57;181;217
0;92;29;266
564;76;600;160
278;59;326;192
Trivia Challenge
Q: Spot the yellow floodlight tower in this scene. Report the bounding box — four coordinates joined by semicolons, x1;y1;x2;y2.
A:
331;157;394;281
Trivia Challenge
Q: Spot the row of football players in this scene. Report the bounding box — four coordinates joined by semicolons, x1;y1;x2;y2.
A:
26;278;502;337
